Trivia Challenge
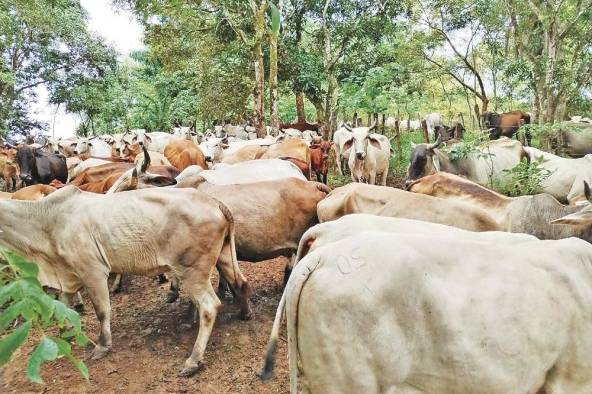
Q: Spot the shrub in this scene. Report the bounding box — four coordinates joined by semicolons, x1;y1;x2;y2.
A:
495;156;553;197
0;248;89;383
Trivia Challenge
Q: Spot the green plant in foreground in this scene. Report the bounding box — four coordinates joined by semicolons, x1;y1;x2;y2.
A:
495;156;553;197
0;248;90;383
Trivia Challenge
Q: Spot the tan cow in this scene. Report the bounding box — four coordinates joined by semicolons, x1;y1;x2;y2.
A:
164;140;208;171
121;141;172;166
11;184;57;200
408;171;592;243
221;144;268;164
316;182;500;232
0;186;251;376
265;231;592;393
260;138;311;179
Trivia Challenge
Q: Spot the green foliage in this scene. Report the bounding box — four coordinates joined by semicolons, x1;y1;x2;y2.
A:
0;0;116;137
0;248;89;384
495;157;553;197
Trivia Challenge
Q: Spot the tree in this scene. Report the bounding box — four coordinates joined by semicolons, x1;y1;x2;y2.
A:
0;0;115;137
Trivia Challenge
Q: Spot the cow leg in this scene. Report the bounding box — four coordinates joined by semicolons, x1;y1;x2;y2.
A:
217;244;252;320
322;172;328;185
178;269;222;377
336;158;343;176
59;291;84;313
380;170;388;186
84;273;112;359
166;275;180;303
369;171;377;185
526;129;532;146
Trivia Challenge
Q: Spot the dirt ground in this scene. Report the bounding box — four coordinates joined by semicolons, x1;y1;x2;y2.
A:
1;258;289;393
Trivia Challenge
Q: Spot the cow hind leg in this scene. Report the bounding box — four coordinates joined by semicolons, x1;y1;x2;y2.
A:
217;244;252;320
84;273;112;359
178;272;222;377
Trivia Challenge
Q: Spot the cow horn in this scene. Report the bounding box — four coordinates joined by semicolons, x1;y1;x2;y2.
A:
427;136;442;151
368;121;377;131
140;144;151;173
343;123;353;132
130;168;139;189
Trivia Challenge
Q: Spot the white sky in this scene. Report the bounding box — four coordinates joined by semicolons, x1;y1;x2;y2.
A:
31;0;144;138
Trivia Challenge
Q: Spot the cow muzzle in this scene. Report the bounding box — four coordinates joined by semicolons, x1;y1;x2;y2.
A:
205;156;213;162
356;152;366;160
20;174;33;184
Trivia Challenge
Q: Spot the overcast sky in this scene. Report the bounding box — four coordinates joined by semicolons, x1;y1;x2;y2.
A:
32;0;144;138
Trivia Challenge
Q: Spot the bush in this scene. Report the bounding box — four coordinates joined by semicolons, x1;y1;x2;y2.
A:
0;248;89;383
495;156;553;197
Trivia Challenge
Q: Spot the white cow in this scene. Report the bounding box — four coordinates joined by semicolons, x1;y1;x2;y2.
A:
525;147;592;204
343;123;391;185
175;159;306;185
138;131;179;153
332;125;353;176
424;112;443;139
199;137;228;165
264;229;592;393
72;137;112;157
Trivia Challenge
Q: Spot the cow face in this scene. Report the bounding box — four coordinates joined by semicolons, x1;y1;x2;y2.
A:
73;139;93;155
342;124;380;161
47;138;61;154
131;130;152;146
405;139;443;187
16;146;37;185
311;141;333;162
481;112;499;130
199;137;228;164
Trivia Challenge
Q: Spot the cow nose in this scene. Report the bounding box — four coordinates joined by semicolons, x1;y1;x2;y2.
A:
404;179;414;189
20;174;31;183
73;150;78;154
205;156;212;162
356;152;365;160
54;150;59;154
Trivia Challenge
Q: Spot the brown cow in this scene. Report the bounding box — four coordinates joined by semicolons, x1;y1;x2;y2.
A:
164;140;207;171
12;184;57;200
280;121;320;132
69;162;134;187
0;148;19;192
482;110;531;145
261;138;311;179
309;140;333;184
120;141;171;166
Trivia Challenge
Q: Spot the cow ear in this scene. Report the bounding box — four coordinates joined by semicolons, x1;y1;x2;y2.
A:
70;142;77;148
551;208;592;226
343;137;354;151
145;135;152;143
368;137;381;149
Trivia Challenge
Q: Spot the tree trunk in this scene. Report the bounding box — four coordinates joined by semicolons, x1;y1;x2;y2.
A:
268;32;279;131
253;43;266;137
295;92;305;122
323;74;337;138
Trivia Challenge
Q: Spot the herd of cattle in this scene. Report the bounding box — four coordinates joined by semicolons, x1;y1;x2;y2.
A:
2;115;592;392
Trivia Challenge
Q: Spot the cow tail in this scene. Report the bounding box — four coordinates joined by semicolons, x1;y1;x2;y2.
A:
260;253;322;394
259;288;287;381
216;200;239;284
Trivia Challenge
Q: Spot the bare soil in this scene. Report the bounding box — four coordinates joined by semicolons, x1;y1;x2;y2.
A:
1;258;289;393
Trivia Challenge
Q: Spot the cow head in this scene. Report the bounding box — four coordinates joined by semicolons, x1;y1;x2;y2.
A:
310;140;334;162
551;181;592;225
405;137;443;187
72;138;95;155
16;145;38;185
199;137;229;164
342;123;380;161
47;138;61;154
131;129;152;146
481;112;500;130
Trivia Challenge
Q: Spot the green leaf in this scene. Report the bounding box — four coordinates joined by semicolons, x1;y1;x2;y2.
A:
0;320;32;365
29;294;54;324
53;300;67;324
50;336;71;356
0;300;23;331
0;281;17;306
7;255;38;278
20;299;37;321
27;336;59;384
66;354;89;382
64;308;82;331
269;3;280;37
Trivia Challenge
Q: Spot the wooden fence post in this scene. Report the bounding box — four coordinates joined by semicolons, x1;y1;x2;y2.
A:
381;114;386;134
421;119;429;143
454;123;463;139
394;120;403;161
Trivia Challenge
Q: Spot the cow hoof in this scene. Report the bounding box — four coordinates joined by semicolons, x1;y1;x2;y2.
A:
91;345;111;360
239;309;252;321
178;362;203;377
165;291;179;303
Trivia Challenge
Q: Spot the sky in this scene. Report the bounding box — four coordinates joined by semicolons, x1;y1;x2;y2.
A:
32;0;144;138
